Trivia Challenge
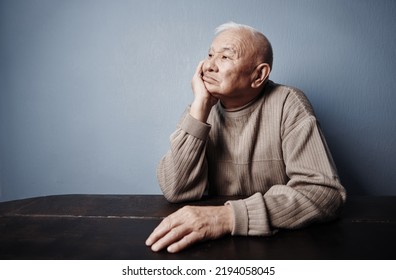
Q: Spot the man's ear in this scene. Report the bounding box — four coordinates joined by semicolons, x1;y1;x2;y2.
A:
251;63;271;89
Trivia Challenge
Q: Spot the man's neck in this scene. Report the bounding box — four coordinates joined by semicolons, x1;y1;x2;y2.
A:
220;88;265;111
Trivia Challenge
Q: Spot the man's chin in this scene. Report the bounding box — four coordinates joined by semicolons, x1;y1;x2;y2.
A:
210;90;224;98
204;82;219;92
208;91;222;100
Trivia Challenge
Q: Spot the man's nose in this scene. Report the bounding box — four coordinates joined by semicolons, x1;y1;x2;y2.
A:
203;57;218;72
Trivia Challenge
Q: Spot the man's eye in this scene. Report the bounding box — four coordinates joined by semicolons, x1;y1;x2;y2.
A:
208;53;213;58
222;55;229;60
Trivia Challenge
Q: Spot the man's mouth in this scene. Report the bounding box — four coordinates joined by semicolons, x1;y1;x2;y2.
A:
203;74;218;84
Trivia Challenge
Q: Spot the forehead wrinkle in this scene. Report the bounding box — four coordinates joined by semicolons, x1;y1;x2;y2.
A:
212;31;251;58
209;44;241;58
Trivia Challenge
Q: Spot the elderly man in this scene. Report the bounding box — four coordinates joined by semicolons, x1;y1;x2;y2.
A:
146;22;346;253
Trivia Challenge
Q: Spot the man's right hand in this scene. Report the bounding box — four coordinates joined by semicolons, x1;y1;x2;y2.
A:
190;60;218;122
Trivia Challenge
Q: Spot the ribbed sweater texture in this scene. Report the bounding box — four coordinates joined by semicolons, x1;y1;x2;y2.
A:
157;81;346;236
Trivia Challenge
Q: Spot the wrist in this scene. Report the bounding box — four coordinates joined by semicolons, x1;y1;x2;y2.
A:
221;204;234;234
190;98;213;122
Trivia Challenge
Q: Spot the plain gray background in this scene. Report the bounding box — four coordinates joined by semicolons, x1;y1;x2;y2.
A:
1;0;395;201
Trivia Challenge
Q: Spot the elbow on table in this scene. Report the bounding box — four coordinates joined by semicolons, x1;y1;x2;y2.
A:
163;192;185;203
321;187;347;221
157;170;205;203
161;187;204;203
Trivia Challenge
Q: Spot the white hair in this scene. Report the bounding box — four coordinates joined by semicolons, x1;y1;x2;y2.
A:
214;21;274;68
215;21;259;36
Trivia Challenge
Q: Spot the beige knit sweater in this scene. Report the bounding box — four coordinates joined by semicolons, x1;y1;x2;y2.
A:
157;81;346;236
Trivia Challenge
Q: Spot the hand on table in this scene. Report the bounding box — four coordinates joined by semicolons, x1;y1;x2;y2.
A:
146;205;234;253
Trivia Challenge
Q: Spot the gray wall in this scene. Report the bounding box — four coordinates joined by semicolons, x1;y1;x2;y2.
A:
1;0;395;201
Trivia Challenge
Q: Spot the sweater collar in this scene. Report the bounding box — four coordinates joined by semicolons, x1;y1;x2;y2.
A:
218;80;273;118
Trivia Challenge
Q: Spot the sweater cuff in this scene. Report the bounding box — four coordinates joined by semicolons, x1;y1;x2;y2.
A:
180;112;211;141
225;193;274;236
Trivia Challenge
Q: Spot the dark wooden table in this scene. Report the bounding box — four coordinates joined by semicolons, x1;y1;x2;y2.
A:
0;195;395;259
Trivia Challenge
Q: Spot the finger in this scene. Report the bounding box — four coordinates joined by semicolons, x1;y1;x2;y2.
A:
194;60;205;76
150;225;190;252
146;206;190;246
145;217;175;246
167;231;202;253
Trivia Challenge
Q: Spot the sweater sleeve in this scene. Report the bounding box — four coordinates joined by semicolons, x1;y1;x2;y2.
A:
157;108;211;202
226;91;346;236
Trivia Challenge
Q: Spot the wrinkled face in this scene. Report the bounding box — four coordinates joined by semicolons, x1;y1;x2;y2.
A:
202;29;256;100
